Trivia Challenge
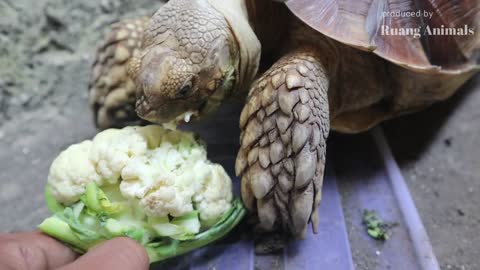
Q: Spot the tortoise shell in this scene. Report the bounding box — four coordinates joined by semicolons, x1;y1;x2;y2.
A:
272;0;480;132
286;0;479;73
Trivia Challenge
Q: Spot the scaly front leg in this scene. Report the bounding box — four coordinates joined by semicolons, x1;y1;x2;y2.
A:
236;49;330;238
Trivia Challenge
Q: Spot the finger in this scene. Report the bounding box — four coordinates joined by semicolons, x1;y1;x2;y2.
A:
19;232;79;267
0;232;78;270
58;237;149;270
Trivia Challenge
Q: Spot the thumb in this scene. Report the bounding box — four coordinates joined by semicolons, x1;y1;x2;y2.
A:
58;237;149;270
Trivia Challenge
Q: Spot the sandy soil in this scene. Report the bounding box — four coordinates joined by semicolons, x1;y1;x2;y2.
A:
0;0;478;269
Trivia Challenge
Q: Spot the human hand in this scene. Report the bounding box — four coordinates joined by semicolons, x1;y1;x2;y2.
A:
0;232;149;270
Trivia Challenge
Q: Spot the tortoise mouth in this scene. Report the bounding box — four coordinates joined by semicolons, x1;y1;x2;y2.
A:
135;95;205;124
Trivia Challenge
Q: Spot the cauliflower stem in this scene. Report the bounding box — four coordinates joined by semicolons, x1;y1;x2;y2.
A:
39;183;246;263
145;198;245;262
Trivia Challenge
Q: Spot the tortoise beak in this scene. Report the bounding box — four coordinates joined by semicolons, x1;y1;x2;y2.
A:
135;95;184;123
135;94;204;124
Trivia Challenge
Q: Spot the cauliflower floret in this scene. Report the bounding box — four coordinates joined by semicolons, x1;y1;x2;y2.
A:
193;164;233;226
89;127;149;184
119;130;223;219
119;133;203;201
120;154;158;198
140;182;195;217
121;155;197;217
48;141;101;204
121;155;232;221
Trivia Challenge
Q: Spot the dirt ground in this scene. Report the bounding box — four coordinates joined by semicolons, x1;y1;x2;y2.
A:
0;0;478;269
383;76;480;270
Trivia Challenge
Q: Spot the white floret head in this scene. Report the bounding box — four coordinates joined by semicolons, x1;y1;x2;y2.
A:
89;127;150;184
193;164;233;226
119;128;213;218
48;141;101;204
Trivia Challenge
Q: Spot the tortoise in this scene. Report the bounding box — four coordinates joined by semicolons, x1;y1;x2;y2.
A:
89;0;479;239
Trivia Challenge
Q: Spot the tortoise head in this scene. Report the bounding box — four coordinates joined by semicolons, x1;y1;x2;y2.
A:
128;0;240;124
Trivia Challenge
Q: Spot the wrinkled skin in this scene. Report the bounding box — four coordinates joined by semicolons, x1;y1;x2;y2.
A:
89;0;478;241
128;0;239;123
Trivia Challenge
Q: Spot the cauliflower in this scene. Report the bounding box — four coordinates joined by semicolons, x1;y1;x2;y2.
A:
48;126;157;204
119;131;231;223
89;127;149;184
48;141;101;204
194;164;233;226
39;125;245;263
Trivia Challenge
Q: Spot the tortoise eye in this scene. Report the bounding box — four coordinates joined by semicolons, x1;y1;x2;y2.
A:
176;82;192;98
